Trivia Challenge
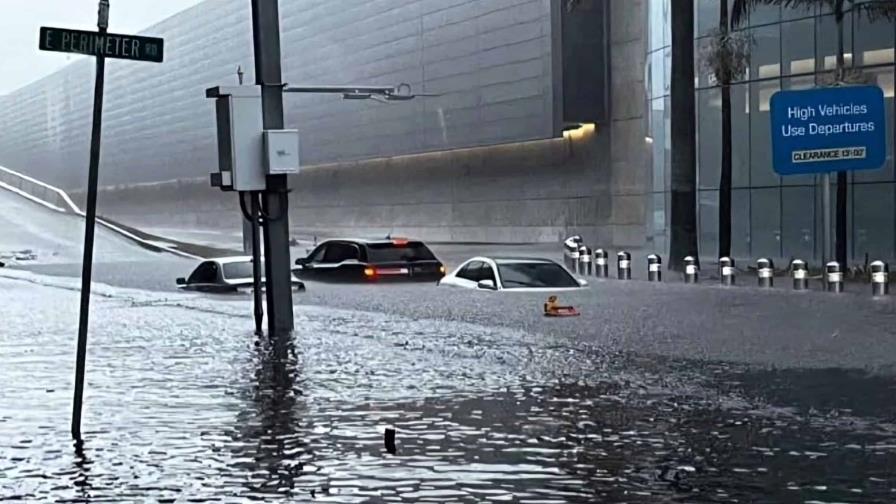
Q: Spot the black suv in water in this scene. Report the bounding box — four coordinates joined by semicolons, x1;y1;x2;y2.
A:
293;238;445;283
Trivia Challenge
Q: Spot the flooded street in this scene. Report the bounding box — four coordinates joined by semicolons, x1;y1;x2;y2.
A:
2;270;896;502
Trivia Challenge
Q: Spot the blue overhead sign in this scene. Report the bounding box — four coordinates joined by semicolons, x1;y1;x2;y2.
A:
770;85;886;175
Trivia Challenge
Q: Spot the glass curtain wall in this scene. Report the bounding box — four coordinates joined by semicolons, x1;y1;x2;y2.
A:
647;0;672;255
692;0;895;263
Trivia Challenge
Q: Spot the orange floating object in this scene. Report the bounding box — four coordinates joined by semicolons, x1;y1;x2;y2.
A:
543;296;579;317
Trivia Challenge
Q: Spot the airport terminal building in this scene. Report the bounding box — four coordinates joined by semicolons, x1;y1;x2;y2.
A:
0;0;894;263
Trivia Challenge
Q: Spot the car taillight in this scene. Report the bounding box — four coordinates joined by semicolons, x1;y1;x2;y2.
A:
364;267;376;278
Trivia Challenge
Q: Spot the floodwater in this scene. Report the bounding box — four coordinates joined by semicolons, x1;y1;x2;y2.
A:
2;270;896;503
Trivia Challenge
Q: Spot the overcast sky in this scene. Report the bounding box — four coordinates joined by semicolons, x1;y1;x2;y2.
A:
1;0;204;95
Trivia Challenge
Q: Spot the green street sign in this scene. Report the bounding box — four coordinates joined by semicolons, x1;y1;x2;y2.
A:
39;26;164;63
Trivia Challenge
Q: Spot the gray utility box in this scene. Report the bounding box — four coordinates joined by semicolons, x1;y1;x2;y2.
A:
206;85;265;191
263;129;300;176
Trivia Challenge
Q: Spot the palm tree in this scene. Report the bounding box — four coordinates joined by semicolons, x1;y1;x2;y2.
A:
700;5;750;260
670;0;699;270
731;0;896;267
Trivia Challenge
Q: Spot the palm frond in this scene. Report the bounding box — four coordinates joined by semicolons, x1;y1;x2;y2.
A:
731;0;834;27
853;0;896;22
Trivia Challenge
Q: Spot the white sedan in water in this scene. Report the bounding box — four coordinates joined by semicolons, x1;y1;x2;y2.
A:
439;257;587;291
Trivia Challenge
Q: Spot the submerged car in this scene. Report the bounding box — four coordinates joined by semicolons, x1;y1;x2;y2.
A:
439;257;587;291
293;238;446;283
176;256;305;293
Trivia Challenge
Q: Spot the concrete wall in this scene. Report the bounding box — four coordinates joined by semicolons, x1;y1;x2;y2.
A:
80;127;616;244
61;1;651;248
0;0;555;190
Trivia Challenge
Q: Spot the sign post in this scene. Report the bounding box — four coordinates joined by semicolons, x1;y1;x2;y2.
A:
770;85;887;264
39;1;165;441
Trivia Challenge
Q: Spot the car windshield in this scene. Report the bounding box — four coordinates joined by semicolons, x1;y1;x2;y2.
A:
222;261;260;280
366;242;436;263
497;262;579;288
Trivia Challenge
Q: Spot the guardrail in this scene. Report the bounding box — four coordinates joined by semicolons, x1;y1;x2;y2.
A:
0;166;80;214
0;165;201;259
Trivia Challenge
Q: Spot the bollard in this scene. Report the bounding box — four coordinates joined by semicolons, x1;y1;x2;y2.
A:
790;259;808;291
617;251;631;280
757;258;774;288
594;248;609;278
647;254;662;282
719;257;735;286
871;260;889;297
563;236;583;270
578;245;592;276
825;261;843;293
684;256;698;284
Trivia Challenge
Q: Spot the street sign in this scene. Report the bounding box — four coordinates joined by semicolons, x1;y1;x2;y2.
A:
39;26;163;63
770;85;887;175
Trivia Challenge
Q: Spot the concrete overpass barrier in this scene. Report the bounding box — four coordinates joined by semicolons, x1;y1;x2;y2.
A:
0;165;81;214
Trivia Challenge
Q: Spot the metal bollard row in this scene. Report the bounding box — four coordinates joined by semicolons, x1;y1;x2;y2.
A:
561;237;890;297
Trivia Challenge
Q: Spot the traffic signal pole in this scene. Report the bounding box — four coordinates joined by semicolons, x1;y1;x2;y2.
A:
251;0;294;336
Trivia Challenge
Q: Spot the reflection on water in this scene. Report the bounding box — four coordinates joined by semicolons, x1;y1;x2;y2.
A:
0;281;895;502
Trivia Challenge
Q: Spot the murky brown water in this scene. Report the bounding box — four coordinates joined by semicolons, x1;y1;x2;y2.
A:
2;273;896;502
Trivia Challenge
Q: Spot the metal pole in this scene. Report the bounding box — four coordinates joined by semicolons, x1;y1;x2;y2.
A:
251;193;264;335
72;0;109;441
251;0;294;336
822;172;831;264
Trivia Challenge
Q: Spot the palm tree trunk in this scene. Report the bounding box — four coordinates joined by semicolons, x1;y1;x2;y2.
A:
718;0;733;259
670;0;699;270
834;0;848;266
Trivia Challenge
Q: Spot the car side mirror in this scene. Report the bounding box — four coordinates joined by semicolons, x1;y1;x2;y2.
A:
578;278;588;287
295;257;309;266
176;277;186;285
477;279;497;290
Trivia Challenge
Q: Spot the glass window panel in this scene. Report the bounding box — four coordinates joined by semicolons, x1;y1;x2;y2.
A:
782;186;816;261
856;11;895;67
698;88;721;190
750;79;781;187
749;25;781;81
732;83;750;188
664;0;672;47
650;49;665;98
853;183;895;262
782;18;815;76
732;188;751;258
664;47;672;95
817;13;854;73
751;188;782;259
699;190;719;259
649;0;667;52
650;98;667;192
651;192;669;254
696;36;715;88
748;3;780;26
696;0;720;37
782;0;815;21
855;78;894;182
